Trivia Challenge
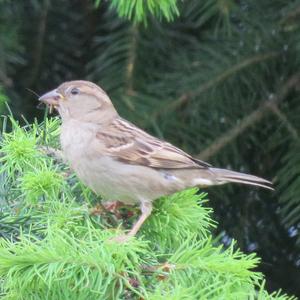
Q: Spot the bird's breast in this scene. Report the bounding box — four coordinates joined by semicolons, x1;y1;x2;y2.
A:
60;120;96;168
59;119;186;204
59;120;135;202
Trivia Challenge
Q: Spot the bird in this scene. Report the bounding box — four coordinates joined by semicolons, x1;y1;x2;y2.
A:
39;80;273;242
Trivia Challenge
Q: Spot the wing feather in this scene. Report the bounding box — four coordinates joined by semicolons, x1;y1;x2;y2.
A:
96;118;210;169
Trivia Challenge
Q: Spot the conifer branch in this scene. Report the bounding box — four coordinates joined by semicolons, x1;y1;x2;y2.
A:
267;103;299;140
0;70;12;87
151;51;280;120
197;73;300;160
39;146;65;162
26;0;49;86
125;25;139;95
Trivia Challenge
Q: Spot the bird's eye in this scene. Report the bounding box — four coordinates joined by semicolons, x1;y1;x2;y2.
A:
70;87;80;95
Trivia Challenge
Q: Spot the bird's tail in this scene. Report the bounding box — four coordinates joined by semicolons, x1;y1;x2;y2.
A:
208;168;273;190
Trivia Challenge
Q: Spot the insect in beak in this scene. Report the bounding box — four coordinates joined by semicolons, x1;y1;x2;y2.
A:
38;89;63;113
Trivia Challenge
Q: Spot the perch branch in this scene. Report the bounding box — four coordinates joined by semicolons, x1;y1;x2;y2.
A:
39;146;65;162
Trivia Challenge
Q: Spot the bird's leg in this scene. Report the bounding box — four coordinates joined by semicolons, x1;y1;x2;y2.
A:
39;146;65;162
127;201;152;237
111;201;152;243
103;201;124;218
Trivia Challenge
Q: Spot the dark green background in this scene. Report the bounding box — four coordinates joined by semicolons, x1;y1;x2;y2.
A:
0;0;299;296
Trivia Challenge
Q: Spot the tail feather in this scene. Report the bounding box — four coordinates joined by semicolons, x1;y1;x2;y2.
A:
209;168;273;190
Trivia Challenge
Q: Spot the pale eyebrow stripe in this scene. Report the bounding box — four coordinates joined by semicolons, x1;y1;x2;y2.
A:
65;86;74;94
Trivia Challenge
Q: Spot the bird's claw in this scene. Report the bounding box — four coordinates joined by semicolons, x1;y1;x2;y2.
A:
109;234;132;243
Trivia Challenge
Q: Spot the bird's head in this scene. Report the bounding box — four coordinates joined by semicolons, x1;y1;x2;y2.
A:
39;80;118;123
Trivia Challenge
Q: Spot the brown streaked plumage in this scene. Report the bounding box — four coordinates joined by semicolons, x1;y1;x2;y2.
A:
95;117;211;169
39;80;273;242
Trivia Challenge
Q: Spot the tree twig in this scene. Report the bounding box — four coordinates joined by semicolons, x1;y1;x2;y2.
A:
280;4;300;27
26;0;49;86
197;73;300;160
267;103;299;140
125;25;138;96
151;52;279;120
0;70;13;87
39;146;65;162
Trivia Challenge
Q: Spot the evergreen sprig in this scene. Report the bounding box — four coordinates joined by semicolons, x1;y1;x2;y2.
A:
277;141;300;244
0;117;43;177
0;115;295;299
0;0;299;296
142;189;214;248
0;226;150;300
95;0;179;23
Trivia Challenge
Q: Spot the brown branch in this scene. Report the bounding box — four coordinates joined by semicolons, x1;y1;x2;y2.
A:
26;0;49;86
280;5;300;27
125;25;138;96
151;52;279;120
0;70;13;87
197;73;300;161
38;146;65;162
267;103;299;140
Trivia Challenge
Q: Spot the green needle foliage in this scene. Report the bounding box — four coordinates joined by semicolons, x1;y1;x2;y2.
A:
20;164;64;205
0;116;295;299
277;141;300;244
0;0;299;297
0;87;8;111
142;189;214;248
0;118;43;177
0;227;150;300
95;0;179;23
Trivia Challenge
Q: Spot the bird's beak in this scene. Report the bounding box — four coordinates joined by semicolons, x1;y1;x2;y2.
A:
38;89;63;106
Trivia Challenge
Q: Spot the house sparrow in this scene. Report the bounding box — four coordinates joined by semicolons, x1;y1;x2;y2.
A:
39;80;273;241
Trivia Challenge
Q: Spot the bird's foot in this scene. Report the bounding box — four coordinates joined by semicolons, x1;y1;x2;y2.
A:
103;201;124;214
109;234;132;243
90;201;125;219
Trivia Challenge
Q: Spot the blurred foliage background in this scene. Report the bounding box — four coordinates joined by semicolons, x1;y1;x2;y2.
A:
0;0;299;297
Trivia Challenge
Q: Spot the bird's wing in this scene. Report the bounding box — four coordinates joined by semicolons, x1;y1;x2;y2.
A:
95;118;210;169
